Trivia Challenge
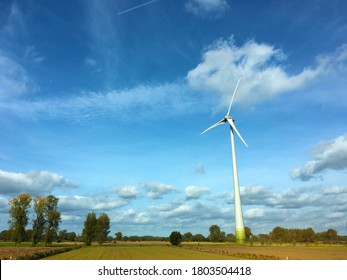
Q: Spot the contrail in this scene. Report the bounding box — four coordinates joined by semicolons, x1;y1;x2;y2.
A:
118;0;159;15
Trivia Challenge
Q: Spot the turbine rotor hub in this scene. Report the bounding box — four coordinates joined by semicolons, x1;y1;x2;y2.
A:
225;115;235;122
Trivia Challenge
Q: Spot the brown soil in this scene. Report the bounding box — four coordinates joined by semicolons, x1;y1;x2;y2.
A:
184;244;347;260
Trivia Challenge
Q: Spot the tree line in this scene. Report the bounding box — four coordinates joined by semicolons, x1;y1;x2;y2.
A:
3;194;346;246
8;193;61;246
4;193;112;246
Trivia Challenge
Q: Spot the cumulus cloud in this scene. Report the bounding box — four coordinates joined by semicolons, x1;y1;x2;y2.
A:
185;0;230;18
244;208;266;218
187;38;347;106
244;208;290;225
58;195;126;212
291;134;347;181
0;170;78;195
166;201;230;221
114;185;139;199
185;185;210;200
240;185;276;206
130;201;231;229
114;209;152;225
220;185;325;209
143;182;177;199
323;186;347;195
57;184;347;235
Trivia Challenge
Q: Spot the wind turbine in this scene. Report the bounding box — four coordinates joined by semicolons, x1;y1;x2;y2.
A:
202;77;247;244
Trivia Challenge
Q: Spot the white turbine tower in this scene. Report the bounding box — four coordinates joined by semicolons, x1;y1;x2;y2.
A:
202;77;247;244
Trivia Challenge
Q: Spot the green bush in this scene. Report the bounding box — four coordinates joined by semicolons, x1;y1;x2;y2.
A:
169;231;182;246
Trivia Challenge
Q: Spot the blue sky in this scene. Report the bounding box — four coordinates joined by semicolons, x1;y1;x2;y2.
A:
1;0;347;237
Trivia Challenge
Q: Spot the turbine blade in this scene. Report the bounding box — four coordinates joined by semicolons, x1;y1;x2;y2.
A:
227;119;248;147
227;76;242;116
201;118;226;134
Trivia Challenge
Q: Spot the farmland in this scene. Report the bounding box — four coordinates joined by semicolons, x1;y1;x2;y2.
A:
43;245;239;260
1;241;346;260
43;242;347;260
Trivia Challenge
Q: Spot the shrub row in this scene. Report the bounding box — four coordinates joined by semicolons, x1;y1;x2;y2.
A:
15;246;81;260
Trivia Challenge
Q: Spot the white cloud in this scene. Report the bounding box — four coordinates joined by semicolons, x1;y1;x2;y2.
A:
114;185;139;199
129;200;232;231
244;208;266;218
323;186;347;195
292;134;347;181
113;208;152;225
58;195;126;212
240;185;276;206
185;0;229;17
84;57;97;66
226;185;325;209
185;185;210;199
24;46;45;64
60;214;82;221
0;53;29;99
0;170;78;195
0;3;31;99
0;82;201;122
143;182;177;199
325;212;345;218
57;182;347;235
1;2;25;38
187;38;347;106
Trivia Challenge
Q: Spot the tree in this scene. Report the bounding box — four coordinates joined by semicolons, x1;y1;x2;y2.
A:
258;234;271;245
67;231;77;242
245;226;253;241
8;193;32;245
115;232;123;241
326;229;338;244
83;212;97;246
302;228;315;243
96;213;110;245
226;233;236;242
192;233;205;242
57;230;68;242
169;231;182;246
31;196;46;246
44;195;61;246
270;226;286;245
183;232;193;242
0;230;12;241
129;235;141;242
208;225;225;242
